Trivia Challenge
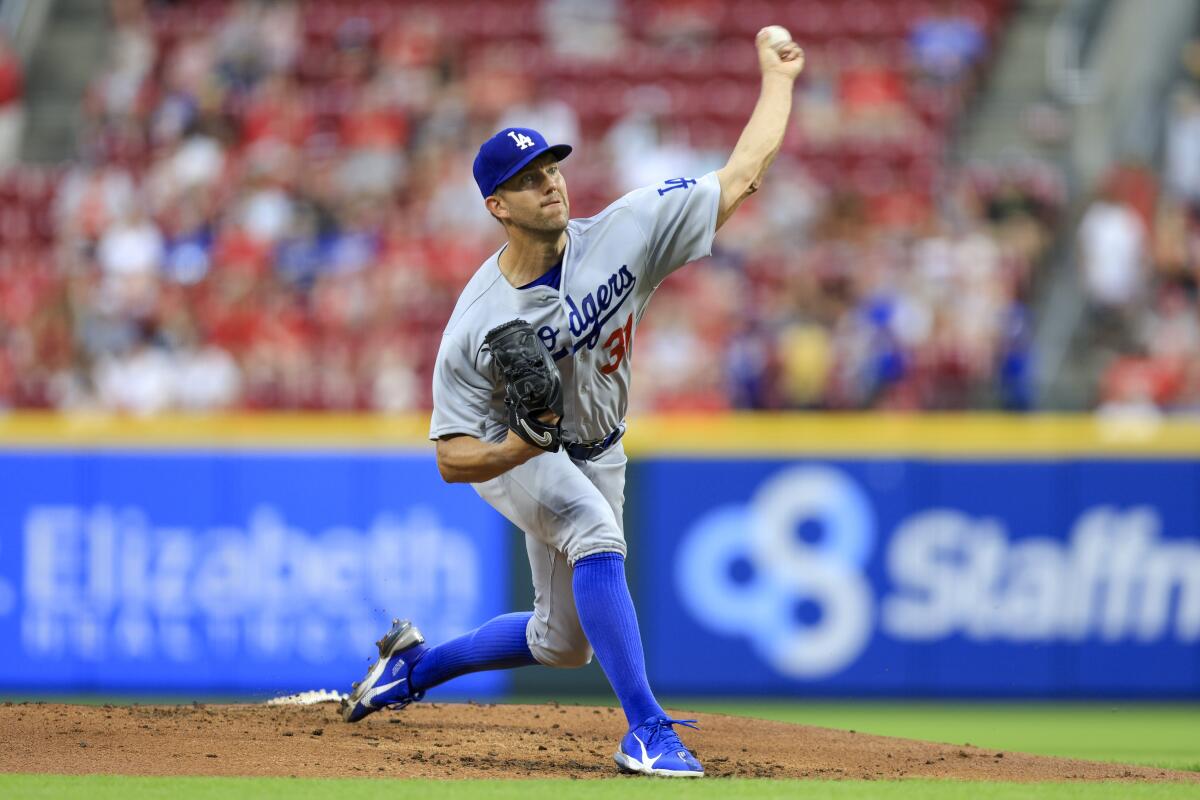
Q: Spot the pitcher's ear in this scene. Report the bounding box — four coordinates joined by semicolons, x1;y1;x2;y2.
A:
486;194;509;222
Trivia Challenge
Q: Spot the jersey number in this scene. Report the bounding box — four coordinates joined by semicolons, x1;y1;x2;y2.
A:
600;314;634;375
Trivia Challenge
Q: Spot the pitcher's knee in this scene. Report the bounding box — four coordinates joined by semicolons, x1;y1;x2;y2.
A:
532;637;593;669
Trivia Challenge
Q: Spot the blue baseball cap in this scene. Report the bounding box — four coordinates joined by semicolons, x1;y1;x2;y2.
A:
472;127;572;198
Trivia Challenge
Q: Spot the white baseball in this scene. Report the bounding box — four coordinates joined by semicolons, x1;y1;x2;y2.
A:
761;25;793;53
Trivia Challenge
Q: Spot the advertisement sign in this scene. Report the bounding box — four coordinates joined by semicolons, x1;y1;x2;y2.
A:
641;458;1200;696
0;451;510;697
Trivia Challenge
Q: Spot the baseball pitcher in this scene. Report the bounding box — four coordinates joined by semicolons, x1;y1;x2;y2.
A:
343;28;806;778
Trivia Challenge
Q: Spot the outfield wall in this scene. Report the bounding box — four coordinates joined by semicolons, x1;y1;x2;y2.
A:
1;413;1198;698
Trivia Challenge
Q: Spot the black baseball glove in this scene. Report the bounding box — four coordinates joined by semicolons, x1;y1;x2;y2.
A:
484;319;563;453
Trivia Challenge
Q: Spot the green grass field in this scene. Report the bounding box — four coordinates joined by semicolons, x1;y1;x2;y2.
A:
3;701;1198;799
3;775;1200;800
673;700;1200;772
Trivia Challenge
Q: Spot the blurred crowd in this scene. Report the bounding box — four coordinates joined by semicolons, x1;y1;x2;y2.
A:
1083;41;1200;416
635;159;1055;412
0;30;21;170
0;0;1078;414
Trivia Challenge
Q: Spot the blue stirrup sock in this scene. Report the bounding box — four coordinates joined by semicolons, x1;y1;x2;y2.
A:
409;611;537;693
572;551;666;728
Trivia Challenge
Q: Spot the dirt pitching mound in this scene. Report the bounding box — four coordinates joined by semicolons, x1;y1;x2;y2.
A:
1;701;1195;782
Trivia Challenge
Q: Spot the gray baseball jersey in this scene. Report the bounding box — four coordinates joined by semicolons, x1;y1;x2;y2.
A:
430;171;721;446
428;171;720;668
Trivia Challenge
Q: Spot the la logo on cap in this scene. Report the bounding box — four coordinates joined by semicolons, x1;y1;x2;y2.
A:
507;130;536;150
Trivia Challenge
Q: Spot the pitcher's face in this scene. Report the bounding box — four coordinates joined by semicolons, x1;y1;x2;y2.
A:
491;154;570;233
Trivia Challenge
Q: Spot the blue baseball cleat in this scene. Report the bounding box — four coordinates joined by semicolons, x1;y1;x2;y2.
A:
613;716;704;777
341;618;428;723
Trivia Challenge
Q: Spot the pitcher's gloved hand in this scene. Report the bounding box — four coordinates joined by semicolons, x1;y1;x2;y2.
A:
484;319;564;453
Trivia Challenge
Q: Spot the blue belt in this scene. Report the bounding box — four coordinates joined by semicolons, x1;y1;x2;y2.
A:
565;424;625;462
